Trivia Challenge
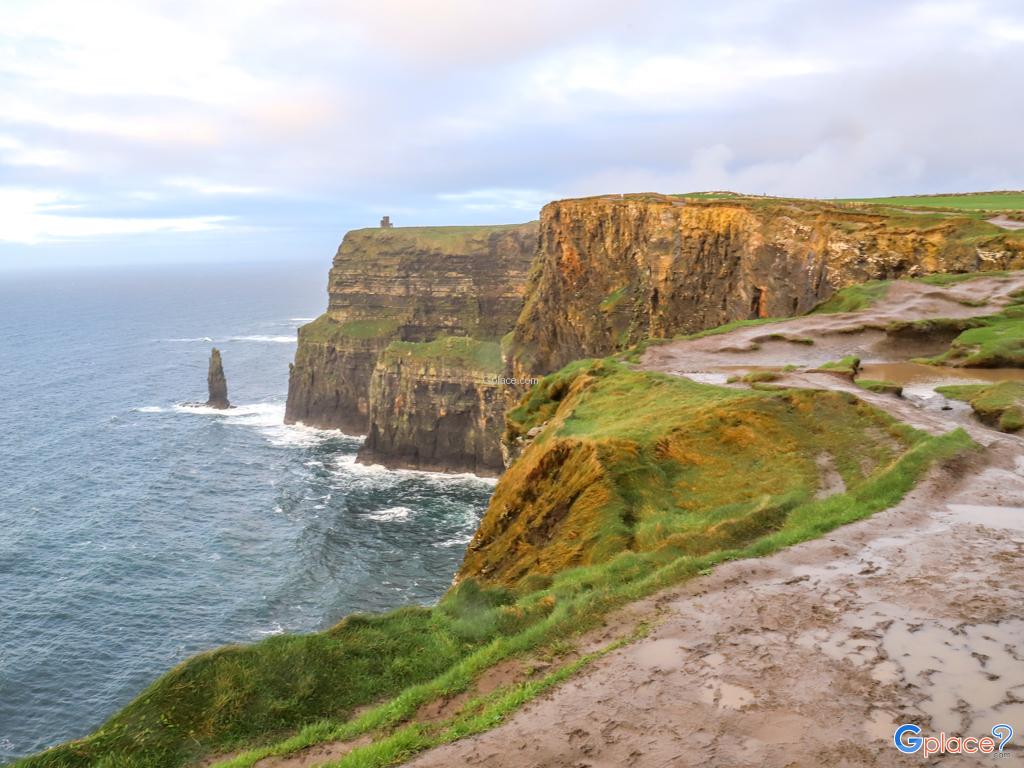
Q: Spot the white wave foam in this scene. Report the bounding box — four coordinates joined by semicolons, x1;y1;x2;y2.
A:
229;335;296;343
433;534;473;548
254;622;285;637
333;453;498;485
174;402;285;421
364;506;415;522
166;336;214;342
134;406;165;413
290;317;315;325
172;402;335;446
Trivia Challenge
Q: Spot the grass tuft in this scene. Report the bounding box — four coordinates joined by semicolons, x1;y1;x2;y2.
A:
935;381;1024;431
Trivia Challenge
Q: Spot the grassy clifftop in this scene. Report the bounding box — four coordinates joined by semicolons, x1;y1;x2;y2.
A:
839;191;1024;212
379;336;504;374
463;360;950;585
342;223;536;256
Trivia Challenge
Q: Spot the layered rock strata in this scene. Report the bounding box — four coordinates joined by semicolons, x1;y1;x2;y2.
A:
285;224;537;468
507;194;1024;378
357;338;507;475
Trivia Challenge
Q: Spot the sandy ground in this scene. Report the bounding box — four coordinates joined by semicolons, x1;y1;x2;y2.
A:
403;278;1024;768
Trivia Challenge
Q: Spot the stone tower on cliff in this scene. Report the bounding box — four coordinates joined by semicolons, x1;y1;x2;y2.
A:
206;348;230;409
380;215;393;228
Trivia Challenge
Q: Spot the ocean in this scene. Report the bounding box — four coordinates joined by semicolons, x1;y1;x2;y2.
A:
0;262;495;763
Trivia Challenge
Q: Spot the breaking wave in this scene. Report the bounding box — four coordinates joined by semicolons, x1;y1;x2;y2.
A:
363;506;415;522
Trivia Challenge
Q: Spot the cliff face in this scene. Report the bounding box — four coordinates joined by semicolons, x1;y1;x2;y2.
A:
508;195;1024;377
357;338;507;475
285;223;537;441
285;327;388;434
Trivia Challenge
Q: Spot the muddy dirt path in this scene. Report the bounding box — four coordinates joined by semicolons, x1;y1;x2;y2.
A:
642;274;1024;372
405;434;1023;768
403;278;1024;768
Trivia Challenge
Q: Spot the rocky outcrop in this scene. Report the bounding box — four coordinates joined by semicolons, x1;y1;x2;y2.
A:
206;348;230;409
285;223;537;443
507;194;1024;378
357;338;507;475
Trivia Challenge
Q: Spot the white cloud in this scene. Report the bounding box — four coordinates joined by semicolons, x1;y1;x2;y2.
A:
163;177;273;196
0;188;231;244
527;46;836;112
0;134;80;169
0;0;1022;266
437;188;554;212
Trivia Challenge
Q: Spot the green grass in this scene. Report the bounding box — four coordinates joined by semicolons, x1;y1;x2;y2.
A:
19;361;975;768
298;315;402;343
916;270;1012;286
816;355;861;376
840;192;1024;212
855;379;904;396
810;281;891;314
924;316;1024;367
727;370;781;384
599;286;630;312
918;293;1024;366
381;336;504;373
346;223;535;255
18;588;520;768
678;316;785;339
935;382;1024;431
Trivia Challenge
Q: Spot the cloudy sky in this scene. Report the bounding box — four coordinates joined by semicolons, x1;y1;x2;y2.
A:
1;0;1022;270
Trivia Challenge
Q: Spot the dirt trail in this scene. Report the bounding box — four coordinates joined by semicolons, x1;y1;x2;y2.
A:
402;277;1024;767
642;274;1024;372
989;216;1024;231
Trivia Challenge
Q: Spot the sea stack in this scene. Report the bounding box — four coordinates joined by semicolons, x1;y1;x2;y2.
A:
206;348;230;409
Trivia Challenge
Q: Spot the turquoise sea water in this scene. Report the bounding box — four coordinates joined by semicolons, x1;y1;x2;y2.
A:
0;263;494;762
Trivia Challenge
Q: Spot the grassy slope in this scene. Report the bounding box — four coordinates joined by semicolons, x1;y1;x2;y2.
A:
466;360;954;585
936;382;1024;431
919;295;1024;367
17;360;972;768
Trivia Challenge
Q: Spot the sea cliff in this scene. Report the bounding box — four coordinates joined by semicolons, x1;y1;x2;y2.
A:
285;223;537;461
357;337;507;475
